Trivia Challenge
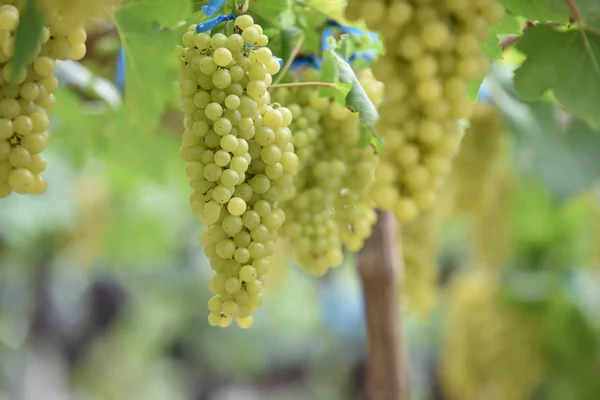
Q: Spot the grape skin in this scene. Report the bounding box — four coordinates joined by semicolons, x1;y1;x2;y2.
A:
345;0;504;223
178;16;298;328
0;2;88;198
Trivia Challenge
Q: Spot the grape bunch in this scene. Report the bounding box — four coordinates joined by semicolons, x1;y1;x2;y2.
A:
399;209;441;317
345;0;504;223
177;15;298;328
447;102;512;269
37;0;118;29
440;269;543;400
449;102;506;216
277;69;381;276
0;1;88;198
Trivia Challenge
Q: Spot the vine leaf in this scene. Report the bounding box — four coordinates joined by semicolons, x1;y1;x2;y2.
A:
498;0;570;22
322;38;379;126
117;0;191;27
114;0;191;136
319;51;352;104
321;36;380;148
512;102;600;202
468;13;521;102
249;0;289;24
12;0;43;75
513;25;600;130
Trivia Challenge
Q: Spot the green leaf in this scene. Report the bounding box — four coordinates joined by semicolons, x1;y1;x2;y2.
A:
322;41;379;128
513;25;600;130
514;102;600;202
12;0;43;74
492;12;523;35
481;31;503;60
319;51;353;104
548;0;600;29
295;8;327;54
498;0;570;22
535;116;600;201
114;0;192;137
358;125;370;148
117;0;192;27
467;77;485;102
250;0;289;25
370;131;384;153
470;13;522;101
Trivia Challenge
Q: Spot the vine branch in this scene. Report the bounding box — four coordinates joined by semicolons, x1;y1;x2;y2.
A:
273;32;305;86
565;0;582;24
268;81;338;90
358;210;408;400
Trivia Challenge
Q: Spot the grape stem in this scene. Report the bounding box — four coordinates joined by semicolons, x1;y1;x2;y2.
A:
268;82;338;89
273;33;305;86
565;0;582;24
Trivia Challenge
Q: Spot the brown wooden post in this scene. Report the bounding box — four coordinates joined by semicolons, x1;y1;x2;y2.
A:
358;210;408;400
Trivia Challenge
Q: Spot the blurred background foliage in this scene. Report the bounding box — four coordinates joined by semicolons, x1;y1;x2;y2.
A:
0;1;599;400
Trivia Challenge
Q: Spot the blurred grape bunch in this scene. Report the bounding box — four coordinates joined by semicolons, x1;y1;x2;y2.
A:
440;269;543;400
447;100;513;270
62;173;110;267
261;238;291;292
398;208;442;317
36;0;118;28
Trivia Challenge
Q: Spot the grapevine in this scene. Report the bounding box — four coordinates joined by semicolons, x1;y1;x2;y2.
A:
177;14;298;329
345;0;504;223
0;1;88;198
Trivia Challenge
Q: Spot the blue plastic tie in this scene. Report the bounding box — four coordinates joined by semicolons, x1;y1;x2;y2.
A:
195;13;235;33
321;26;335;52
326;19;378;41
349;49;378;63
291;55;322;70
115;45;126;92
201;0;227;17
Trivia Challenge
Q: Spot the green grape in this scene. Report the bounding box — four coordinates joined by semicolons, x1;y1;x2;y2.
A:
213;47;232;67
178;19;297;328
8;167;34;194
241;27;259;44
344;0;504;223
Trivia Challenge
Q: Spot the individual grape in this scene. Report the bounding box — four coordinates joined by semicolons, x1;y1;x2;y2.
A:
213;47;233;67
177;18;297;327
8;168;34;194
345;0;504;223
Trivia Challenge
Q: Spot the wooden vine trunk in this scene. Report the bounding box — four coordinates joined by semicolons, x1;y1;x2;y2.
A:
358;210;408;400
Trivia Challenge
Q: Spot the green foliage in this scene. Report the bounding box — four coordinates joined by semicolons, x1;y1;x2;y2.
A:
321;37;379;143
541;294;600;400
498;0;570;22
113;0;192;137
468;13;522;101
249;0;290;25
513;25;600;129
